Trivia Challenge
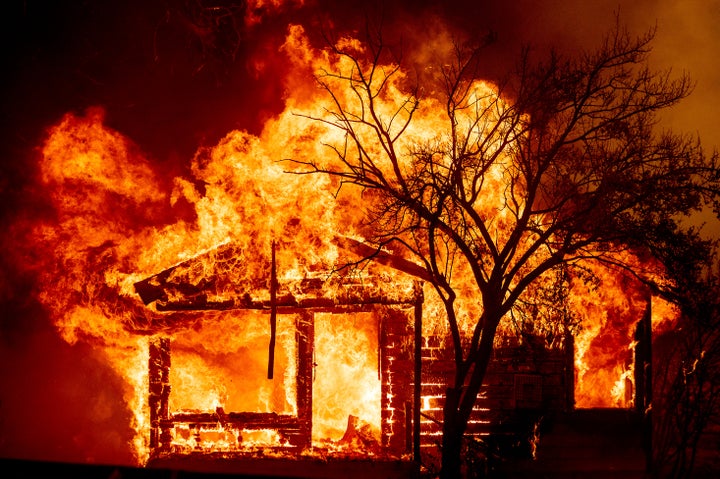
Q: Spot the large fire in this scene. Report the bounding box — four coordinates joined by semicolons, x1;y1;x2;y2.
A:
26;20;679;468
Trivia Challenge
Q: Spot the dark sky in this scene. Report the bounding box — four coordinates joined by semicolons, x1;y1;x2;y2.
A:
0;0;718;468
2;0;718;186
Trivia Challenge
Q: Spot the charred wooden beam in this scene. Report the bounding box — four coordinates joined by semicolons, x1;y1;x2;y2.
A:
268;240;277;380
380;308;390;450
413;285;423;464
135;274;170;305
296;311;314;449
167;411;300;427
332;235;433;282
128;303;417;335
155;296;235;311
133;242;240;305
149;338;170;450
154;294;418;312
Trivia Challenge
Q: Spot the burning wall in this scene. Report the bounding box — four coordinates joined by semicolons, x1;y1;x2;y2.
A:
129;240;421;461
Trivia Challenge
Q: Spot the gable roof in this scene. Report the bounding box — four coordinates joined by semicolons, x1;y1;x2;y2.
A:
129;237;423;334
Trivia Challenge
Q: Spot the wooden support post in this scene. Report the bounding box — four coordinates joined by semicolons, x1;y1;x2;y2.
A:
268;240;277;379
413;284;423;464
296;310;314;449
149;337;170;452
379;295;422;458
380;309;391;449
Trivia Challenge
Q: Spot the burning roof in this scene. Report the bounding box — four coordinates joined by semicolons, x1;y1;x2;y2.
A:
130;237;422;335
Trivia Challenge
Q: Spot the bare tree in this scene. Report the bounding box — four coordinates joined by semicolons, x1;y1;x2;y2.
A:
288;21;720;478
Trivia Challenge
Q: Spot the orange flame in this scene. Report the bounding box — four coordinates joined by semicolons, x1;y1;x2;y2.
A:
29;25;681;464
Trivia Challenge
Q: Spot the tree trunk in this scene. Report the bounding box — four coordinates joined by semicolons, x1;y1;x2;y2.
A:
440;314;501;478
440;387;465;479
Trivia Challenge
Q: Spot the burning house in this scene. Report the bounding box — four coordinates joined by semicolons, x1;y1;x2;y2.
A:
4;6;685;476
15;76;661;479
122;236;642;474
131;240;423;463
20;101;660;476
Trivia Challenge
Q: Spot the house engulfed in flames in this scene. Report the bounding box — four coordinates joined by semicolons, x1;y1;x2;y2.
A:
124;235;639;473
132;239;422;464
